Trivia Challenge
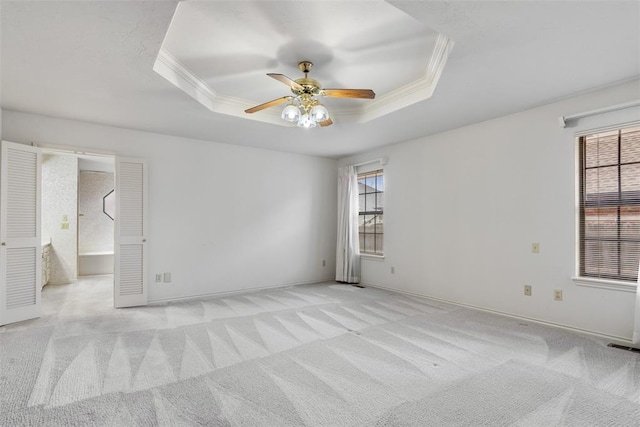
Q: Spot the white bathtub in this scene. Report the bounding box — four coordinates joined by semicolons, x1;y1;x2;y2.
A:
79;251;114;276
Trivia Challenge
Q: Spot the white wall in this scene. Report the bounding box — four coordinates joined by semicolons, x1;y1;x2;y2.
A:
3;111;337;302
340;79;640;341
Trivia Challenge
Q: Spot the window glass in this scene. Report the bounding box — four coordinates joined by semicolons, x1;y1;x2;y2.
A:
358;169;384;255
579;126;640;282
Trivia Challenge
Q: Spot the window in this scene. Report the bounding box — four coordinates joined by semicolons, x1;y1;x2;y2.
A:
358;169;384;255
579;125;640;282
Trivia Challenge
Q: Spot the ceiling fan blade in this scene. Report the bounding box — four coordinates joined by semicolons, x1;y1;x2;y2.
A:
267;73;304;92
321;89;376;99
319;118;333;127
244;96;292;114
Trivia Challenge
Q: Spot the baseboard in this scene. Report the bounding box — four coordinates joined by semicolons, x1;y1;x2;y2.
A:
149;277;336;305
362;281;634;345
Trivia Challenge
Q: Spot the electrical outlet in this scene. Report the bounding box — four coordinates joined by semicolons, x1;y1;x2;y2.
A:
61;222;69;230
163;272;172;283
391;266;395;274
155;274;162;283
322;260;326;267
554;289;563;301
524;285;532;296
532;243;540;254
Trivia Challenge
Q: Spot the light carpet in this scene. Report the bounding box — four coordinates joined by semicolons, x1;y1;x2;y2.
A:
1;276;639;426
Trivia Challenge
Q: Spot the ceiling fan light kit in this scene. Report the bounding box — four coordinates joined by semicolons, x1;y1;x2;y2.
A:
245;61;375;128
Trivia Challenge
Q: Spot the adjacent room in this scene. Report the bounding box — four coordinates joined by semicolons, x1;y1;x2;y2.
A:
1;1;639;425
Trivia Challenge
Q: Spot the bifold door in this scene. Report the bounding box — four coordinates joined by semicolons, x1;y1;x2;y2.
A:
114;157;148;308
0;141;42;326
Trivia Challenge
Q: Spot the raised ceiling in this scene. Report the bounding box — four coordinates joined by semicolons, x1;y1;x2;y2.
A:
154;1;453;126
1;1;639;158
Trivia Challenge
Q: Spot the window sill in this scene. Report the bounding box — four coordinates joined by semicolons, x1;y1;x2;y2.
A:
360;254;385;261
572;276;637;293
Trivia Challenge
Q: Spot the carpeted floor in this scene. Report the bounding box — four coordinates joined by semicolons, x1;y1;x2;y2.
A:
1;275;639;426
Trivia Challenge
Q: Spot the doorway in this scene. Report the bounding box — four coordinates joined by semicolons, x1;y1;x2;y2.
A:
40;150;115;307
1;140;148;326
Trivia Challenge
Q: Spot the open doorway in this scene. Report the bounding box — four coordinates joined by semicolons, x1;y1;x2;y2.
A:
1;141;147;326
77;156;115;277
40;150;115;310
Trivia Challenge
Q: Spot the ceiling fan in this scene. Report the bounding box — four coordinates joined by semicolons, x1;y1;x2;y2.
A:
244;61;376;128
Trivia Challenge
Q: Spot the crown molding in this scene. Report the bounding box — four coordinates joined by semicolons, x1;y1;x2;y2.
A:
154;34;454;126
354;34;455;123
153;49;289;126
153;49;217;110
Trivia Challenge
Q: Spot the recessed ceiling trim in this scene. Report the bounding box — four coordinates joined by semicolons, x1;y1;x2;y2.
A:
154;2;455;127
155;33;453;126
153;49;218;110
355;34;455;122
154;48;291;126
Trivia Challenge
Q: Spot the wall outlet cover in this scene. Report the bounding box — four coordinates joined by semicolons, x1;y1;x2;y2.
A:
163;272;172;283
554;289;563;301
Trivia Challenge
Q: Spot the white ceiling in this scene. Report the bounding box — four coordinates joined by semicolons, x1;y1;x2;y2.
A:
154;1;452;126
2;1;639;158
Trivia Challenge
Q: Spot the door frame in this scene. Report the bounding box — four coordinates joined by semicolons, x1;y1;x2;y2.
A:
1;141;148;326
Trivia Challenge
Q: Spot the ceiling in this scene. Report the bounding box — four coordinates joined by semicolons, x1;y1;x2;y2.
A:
2;1;639;158
154;1;452;126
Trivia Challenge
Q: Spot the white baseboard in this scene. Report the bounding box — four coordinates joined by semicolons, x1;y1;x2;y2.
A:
149;277;336;305
362;281;634;345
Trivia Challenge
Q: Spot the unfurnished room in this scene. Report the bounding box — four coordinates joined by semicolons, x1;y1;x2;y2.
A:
1;1;640;425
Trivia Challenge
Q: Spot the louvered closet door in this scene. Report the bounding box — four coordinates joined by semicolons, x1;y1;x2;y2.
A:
114;157;148;308
0;141;41;326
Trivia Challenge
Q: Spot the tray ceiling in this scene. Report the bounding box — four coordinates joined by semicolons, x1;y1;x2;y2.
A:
154;1;453;126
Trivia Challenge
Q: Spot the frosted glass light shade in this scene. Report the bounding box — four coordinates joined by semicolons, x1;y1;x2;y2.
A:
281;104;301;122
310;104;329;122
298;113;317;128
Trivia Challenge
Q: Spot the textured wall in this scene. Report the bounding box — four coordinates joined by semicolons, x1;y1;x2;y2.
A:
42;154;78;284
78;171;114;254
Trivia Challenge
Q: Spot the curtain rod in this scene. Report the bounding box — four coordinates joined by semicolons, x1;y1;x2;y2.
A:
353;157;388;167
559;100;640;128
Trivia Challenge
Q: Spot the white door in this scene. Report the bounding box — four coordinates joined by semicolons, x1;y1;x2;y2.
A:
0;141;42;326
114;157;148;308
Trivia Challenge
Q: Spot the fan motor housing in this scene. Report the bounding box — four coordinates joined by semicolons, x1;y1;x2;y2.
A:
293;77;321;96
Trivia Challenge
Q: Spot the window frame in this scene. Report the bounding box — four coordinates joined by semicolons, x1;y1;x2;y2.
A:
357;168;384;257
576;125;640;286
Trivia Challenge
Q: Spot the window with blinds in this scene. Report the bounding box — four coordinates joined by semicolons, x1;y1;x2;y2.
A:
579;125;640;282
358;169;384;255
